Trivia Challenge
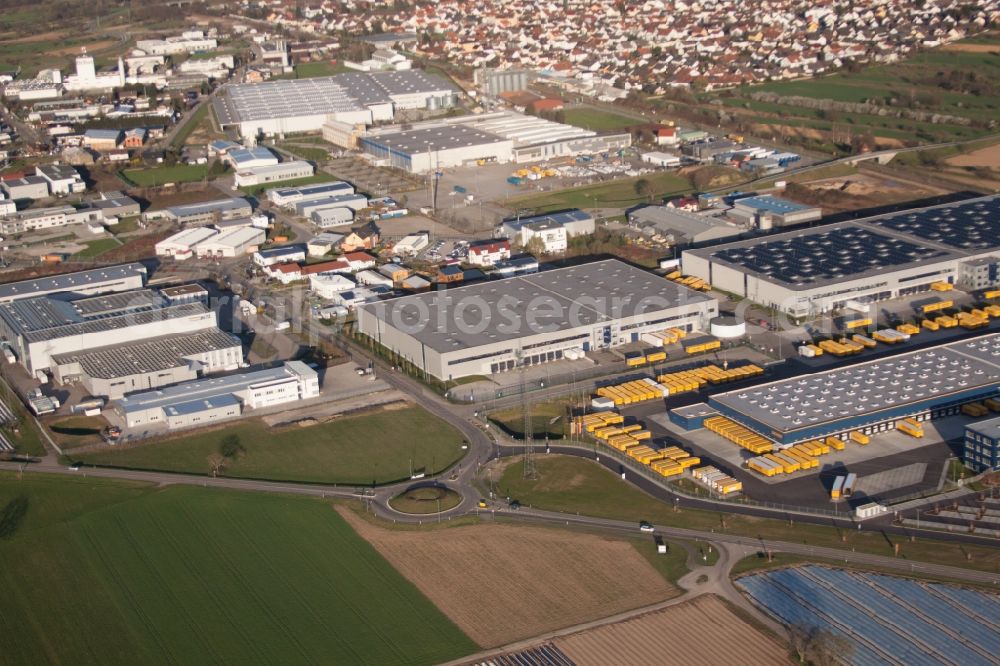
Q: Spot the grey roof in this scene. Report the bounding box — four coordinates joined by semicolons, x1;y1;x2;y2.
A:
967;416;1000;441
84;129;122;140
70;289;164;317
216;71;454;126
52;328;241;379
503;209;592;232
362;259;714;352
167;197;251;219
364;124;507;154
3;175;48;188
685;196;1000;290
630;206;740;241
165;393;241;417
228;146;277;164
118;362;315;414
711;333;1000;436
271;182;353;199
36;164;80;180
21;302;210;343
0;263;146;302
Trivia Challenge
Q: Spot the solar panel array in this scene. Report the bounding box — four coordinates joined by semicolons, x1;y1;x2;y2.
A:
711;226;950;286
866;196;1000;251
714;333;1000;432
737;566;1000;666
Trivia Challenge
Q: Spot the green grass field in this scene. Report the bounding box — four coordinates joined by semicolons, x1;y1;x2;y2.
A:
121;164;208;187
499;455;1000;574
0;379;45;457
295;60;349;78
510;171;691;212
562;108;640;131
0;473;477;664
712;39;1000;146
275;143;332;162
74;407;467;485
489;400;570;439
238;172;336;197
73;237;120;258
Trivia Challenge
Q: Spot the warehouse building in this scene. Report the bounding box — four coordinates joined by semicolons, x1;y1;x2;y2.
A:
157;197;253;226
358;110;630;173
358;259;718;380
233;160;314;188
695;333;1000;446
116;360;319;429
295;193;369;219
266;181;355;208
726;195;822;229
682;196;1000;318
156;227;219;260
499;209;595;253
35;163;86;195
0;263;146;304
628;206;742;246
360;125;514;174
224;146;279;169
2;175;50;201
51;328;243;400
213;70;456;138
0;290;218;374
193;226;266;258
0;205;105;234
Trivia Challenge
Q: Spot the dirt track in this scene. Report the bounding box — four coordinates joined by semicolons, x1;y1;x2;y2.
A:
340;508;678;648
554;594;791;665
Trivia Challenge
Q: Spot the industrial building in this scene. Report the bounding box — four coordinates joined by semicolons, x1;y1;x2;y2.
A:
52;328;243;400
358;259;718;380
156;198;253;226
499;209;595;253
35;163;86;195
685;334;1000;446
213;71;456;138
225;146;279;169
116;361;319;429
965;417;1000;473
156;227;220;260
266;181;355;208
682;196;1000;318
233;160;314;188
0;263;146;304
193;226;266;258
2;176;49;201
0;205;106;234
0;289;220;374
311;207;355;228
358;110;631;173
726;195;822;229
628;206;742;246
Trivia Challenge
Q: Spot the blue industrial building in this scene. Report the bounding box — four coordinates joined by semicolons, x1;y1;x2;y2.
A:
673;334;1000;445
964;417;1000;473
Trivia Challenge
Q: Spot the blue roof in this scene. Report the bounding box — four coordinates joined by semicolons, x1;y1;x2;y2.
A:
735;195;813;214
228;147;277;164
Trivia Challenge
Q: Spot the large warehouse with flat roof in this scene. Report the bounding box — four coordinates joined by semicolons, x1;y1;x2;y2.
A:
213;71;456;138
0;263;147;304
682;196;1000;318
357;259;718;380
699;333;1000;445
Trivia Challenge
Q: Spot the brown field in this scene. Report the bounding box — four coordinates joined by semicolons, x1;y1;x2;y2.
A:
940;43;1000;53
554;594;791;665
782;172;948;213
340;508;678;648
947;144;1000;169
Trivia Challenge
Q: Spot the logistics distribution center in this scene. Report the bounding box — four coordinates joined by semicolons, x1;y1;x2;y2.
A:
681;196;1000;318
358;110;632;173
670;334;1000;446
358;259;718;380
213;71;457;138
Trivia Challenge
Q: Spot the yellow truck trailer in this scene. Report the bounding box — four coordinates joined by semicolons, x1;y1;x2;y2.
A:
850;431;870;445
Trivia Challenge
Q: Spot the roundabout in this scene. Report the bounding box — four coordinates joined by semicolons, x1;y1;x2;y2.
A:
389;485;463;515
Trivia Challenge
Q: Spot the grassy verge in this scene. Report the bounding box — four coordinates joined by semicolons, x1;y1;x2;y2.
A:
0;473;477;664
73;406;468;485
498;455;1000;574
238;172;336;198
489;400;570;439
294;60;349;78
389;487;463;514
631;537;689;587
73;237;120;258
170;103;211;149
510;171;692;212
562;108;640;131
121;164;208;187
274;143;332;163
0;378;45;457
